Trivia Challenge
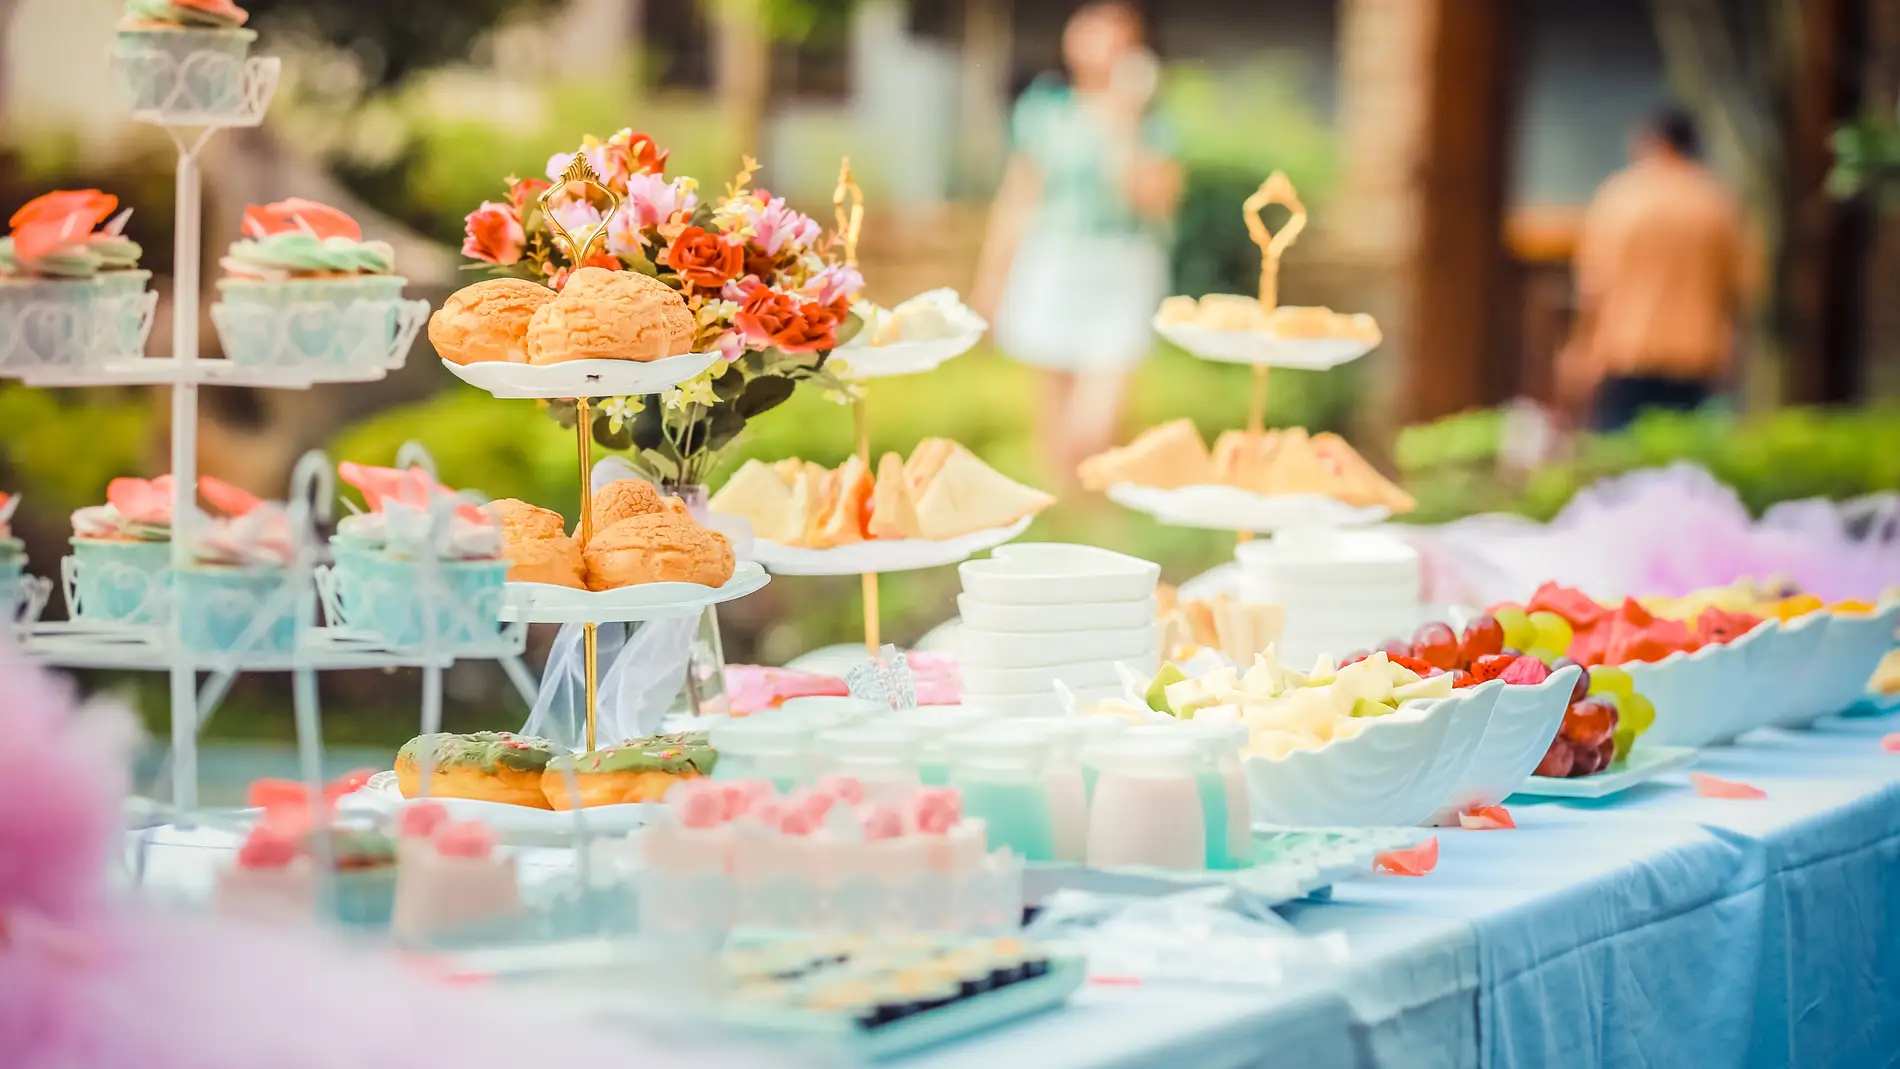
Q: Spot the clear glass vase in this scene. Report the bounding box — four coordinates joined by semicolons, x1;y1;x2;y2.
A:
663;482;729;718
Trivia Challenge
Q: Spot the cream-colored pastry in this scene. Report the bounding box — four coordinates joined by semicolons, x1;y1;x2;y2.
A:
913;446;1054;540
1196;294;1267;332
1078;418;1212;491
903;437;959;496
1156;295;1200;326
1309;432;1413;512
787;464;832;549
524;267;695;364
811;454;872;549
868;452;922;540
486;499;567;543
429;279;556;365
583;514;735;589
1210;429;1287;493
1262;305;1383;345
593;478;667;531
710;460;796;542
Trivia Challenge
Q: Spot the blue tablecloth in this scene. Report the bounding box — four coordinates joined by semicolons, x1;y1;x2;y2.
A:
909;710;1900;1069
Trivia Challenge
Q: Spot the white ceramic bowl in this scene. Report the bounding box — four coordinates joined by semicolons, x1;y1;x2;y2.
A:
1795;603;1900;727
957;543;1159;606
1707;618;1786;742
1425;668;1577;825
958;623;1157;669
956;594;1157;633
960;654;1157;698
1757;612;1832;729
1627;637;1745;750
1244;683;1500;827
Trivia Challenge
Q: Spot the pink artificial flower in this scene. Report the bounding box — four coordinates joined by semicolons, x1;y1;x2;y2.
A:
713;331;745;363
744;197;821;257
801;263;864;308
243;198;361;241
461;201;524;266
622;172;696;230
106;475;174;526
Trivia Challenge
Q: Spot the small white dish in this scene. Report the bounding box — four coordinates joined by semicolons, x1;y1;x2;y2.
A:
1154;317;1378;369
957;623;1157;670
957;543;1159;606
961;655;1154;697
440;351;720;400
1511;745;1698;800
1107;483;1389;533
498;561;769;624
956;594;1157;634
1424;668;1578;825
746;518;1031;576
835;330;986;379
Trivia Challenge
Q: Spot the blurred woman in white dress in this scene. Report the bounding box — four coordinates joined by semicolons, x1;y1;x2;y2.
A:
972;2;1183;485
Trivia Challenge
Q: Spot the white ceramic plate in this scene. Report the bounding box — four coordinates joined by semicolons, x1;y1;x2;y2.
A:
745;518;1032;576
1153;318;1377;369
1107;483;1389;533
956;594;1158;634
440;351;720;400
1243;683;1500;828
499;561;769;624
1511;745;1698;800
347;771;664;838
957;543;1160;606
957;622;1158;670
1424;668;1579;825
835;329;986;379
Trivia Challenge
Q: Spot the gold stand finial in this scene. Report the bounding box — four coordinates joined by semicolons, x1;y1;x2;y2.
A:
833;158;864;269
1242;171;1307;312
541;154;623;264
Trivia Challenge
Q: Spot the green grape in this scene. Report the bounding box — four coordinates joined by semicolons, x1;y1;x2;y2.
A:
1527;611;1574;656
1610;691;1656;763
1588;665;1635;699
1525;647;1565;667
1495;606;1535;650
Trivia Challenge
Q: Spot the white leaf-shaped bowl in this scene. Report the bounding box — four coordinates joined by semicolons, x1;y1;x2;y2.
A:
1755;612;1832;729
1244;682;1500;828
957;543;1160;606
1624;637;1738;750
1783;602;1900;729
1425;668;1578;825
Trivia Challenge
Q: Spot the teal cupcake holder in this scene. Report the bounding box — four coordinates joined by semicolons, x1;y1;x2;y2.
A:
212;277;430;378
110;26;273;125
0;277;158;378
317;551;511;652
0;555;51;634
62;537;173;625
174;563;305;654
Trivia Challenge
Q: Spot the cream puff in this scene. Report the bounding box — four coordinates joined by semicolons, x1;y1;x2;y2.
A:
429;279;556;364
524;267;695;364
582;513;735;589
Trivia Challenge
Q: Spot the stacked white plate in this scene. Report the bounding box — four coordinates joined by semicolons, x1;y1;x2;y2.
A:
1235;528;1423;665
955;544;1162;717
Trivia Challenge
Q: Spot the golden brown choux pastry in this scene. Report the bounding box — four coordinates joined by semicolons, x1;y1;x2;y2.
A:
592;479;667;531
524;267;695;364
505;533;586;588
486;498;567;543
583;514;735;589
429;279;556;364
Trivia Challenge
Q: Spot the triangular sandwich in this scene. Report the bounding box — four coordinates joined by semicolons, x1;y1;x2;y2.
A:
1077;419;1212;491
868;451;923;540
913;446;1055;540
709;459;795;542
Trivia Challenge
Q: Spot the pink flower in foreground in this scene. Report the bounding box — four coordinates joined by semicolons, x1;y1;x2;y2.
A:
622;172;697;230
744;197;821;256
801;263;864;307
460;201;523;265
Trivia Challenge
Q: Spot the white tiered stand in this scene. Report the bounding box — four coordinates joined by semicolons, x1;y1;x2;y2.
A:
4;39;510;809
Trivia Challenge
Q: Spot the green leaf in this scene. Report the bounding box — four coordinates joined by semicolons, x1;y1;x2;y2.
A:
735;375;796;419
833;310;865;348
593;412;634;451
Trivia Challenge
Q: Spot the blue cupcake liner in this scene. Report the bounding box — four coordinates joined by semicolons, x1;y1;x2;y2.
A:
112;26;256;117
327;547;508;649
69;538;171;624
174;564;303;654
213;276;410;368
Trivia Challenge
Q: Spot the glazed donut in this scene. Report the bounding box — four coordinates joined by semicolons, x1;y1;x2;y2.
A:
396;731;566;809
541;731;717;809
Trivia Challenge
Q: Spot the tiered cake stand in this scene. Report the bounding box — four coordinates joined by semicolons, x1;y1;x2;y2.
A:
741;160;1004;656
439;156;768;750
5;38;499;809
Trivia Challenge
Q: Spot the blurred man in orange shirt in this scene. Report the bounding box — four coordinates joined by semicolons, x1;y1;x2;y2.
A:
1561;108;1752;431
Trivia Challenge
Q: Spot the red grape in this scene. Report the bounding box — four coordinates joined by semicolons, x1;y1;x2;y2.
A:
1412;622;1461;671
1460;614;1506;664
1551;657;1588;703
1594;737;1615;769
1340;650;1371;667
1534;738;1574;778
1468;653;1518;684
1570;738;1609;776
1560;698;1616;747
1379;637;1412;659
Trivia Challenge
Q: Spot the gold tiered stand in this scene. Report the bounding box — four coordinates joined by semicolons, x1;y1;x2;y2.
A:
834;158;882;655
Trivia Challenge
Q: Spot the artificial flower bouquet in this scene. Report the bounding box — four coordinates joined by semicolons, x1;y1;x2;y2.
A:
456;130;862;487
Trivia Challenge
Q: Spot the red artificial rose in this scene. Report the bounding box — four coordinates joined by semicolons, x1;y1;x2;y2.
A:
768;297;841;354
733;280;797;345
666;226;743;288
461;200;524;265
610;129;669;176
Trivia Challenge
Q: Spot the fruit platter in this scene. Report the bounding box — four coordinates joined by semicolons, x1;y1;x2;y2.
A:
1483;581;1900;749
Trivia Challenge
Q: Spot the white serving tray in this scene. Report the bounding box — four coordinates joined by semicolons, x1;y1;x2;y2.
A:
1511;745;1699;800
441;351;720;399
744;517;1031;576
1153;317;1378;369
348;771;665;839
499;561;769;624
835;329;985;379
1107;482;1389;533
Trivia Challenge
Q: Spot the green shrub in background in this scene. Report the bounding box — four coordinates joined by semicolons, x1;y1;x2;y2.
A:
1396;404;1900;524
0;385;156;517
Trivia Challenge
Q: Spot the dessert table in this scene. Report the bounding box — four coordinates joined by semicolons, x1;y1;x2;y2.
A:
902;709;1900;1069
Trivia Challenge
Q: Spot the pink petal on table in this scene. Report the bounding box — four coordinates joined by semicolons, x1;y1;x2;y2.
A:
1459;805;1516;830
1691;771;1766;799
1881;733;1900;753
1375;837;1439;876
